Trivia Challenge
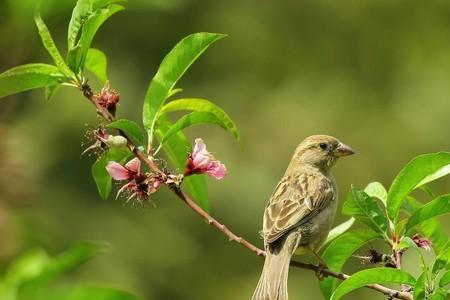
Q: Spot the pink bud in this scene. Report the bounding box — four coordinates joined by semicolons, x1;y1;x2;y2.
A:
412;234;432;251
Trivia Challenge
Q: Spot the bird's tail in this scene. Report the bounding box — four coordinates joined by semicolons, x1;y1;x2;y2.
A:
251;233;298;300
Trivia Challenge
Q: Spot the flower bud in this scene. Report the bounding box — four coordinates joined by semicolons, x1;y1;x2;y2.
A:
106;135;127;148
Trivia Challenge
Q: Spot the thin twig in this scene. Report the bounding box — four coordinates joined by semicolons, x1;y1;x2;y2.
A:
79;83;413;300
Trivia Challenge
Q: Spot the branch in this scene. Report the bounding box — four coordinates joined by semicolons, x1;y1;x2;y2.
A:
79;82;412;300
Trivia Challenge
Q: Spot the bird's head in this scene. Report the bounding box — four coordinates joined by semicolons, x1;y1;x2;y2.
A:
290;135;354;172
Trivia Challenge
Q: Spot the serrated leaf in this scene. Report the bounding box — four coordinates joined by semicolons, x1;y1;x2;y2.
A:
387;152;450;222
159;98;239;142
107;119;145;147
0;64;64;99
405;195;450;232
35;9;74;79
342;187;388;236
91;147;131;200
85;48;108;83
364;181;387;205
319;230;380;299
322;217;355;247
330;268;415;300
155;115;208;211
142;32;226;144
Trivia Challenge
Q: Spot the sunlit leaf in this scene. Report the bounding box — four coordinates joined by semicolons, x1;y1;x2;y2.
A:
85;48;108;83
364;181;387;205
67;0;124;73
107;119;145;147
319;229;379;299
159;98;239;141
405;195;450;232
155;115;208;211
342;187;388;236
439;270;450;287
0;64;64;99
387;152;450;222
161;111;234;143
322;218;355;247
91;147;131;199
330;268;415;300
142;32;226;143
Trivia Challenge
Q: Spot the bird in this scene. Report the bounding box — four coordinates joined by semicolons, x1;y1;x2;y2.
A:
252;135;354;300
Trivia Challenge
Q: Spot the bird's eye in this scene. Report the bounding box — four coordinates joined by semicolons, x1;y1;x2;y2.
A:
319;143;328;150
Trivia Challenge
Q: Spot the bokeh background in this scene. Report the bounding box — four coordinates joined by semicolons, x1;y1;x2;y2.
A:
1;0;450;299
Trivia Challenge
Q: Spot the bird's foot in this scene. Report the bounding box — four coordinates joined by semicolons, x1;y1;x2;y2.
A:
315;261;328;281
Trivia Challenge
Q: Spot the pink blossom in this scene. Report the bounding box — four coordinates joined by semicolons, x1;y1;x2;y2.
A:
185;138;227;180
412;234;432;251
105;158;162;205
106;158;140;181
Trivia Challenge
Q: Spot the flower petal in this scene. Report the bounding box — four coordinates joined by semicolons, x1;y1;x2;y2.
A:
125;158;141;174
205;161;227;179
106;161;132;180
193;138;207;156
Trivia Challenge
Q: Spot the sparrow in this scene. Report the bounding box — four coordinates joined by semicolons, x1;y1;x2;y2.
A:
252;135;354;300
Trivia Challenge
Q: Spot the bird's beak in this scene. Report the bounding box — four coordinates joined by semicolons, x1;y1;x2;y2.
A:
335;143;354;157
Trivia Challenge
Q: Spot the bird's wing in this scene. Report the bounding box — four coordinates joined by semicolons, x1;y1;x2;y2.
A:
263;172;335;244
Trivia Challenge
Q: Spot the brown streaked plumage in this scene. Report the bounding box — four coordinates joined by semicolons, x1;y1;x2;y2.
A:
252;135;354;300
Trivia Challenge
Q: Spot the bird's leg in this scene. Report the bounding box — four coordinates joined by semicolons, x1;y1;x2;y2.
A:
304;249;328;280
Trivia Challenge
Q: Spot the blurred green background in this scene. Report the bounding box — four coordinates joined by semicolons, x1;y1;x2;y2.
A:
1;0;450;299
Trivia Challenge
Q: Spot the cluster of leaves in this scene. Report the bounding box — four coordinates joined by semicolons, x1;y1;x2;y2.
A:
0;0;239;210
316;153;450;299
0;242;140;300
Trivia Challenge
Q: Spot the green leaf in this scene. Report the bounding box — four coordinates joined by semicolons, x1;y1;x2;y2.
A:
107;119;145;147
387;152;450;222
85;48;108;83
67;1;124;73
37;285;140;300
159;98;239;141
91;147;131;200
322;218;355;247
414;271;427;300
319;229;380;299
155;115;209;211
160;111;229;143
432;245;450;276
35;9;74;79
44;85;59;101
364;181;387;205
330;268;416;300
0;64;64;99
142;32;226;144
20;242;107;293
166;88;183;99
429;289;449;300
440;270;450;287
404;196;449;254
405;195;450;232
342;187;388;236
